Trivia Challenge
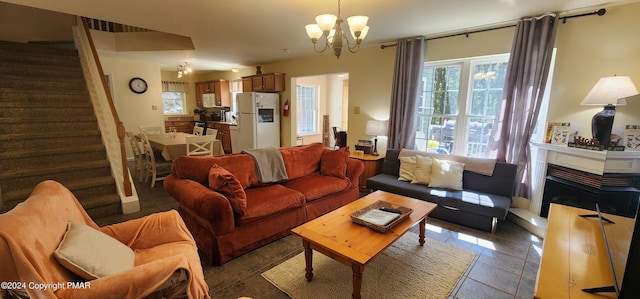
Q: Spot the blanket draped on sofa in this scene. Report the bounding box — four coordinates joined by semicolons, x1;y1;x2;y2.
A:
242;147;289;183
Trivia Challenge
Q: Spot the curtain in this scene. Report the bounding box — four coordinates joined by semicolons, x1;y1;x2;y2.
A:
388;37;426;150
486;14;559;198
161;81;188;93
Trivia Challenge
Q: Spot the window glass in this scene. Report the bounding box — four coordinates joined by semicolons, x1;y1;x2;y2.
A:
162;91;186;114
416;54;509;157
296;85;319;135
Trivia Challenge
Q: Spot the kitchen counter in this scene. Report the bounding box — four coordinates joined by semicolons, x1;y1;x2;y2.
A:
205;121;236;126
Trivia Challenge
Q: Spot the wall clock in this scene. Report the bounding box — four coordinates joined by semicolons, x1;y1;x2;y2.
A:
129;77;148;94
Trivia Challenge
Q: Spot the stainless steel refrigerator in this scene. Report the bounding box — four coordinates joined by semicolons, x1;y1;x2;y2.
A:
230;92;280;153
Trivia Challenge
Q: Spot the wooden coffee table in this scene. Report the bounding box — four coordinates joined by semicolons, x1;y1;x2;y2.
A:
291;190;437;299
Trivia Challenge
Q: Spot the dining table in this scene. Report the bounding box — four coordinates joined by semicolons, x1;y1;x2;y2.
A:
145;132;224;160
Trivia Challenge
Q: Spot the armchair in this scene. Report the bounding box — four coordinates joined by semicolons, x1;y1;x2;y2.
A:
0;180;209;299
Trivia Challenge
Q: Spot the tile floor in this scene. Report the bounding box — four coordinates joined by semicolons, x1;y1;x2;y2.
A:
96;171;541;299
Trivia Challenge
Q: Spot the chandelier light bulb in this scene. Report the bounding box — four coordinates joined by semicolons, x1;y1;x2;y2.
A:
315;14;337;33
305;24;323;41
347;15;368;33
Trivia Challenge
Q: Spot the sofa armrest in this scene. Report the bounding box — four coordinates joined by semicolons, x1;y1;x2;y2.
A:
346;158;365;189
164;175;235;235
99;210;195;250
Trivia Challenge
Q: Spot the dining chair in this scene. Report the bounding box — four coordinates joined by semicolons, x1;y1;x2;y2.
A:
139;126;164;135
140;133;173;187
206;128;218;137
193;126;205;136
186;135;216;156
125;131;146;182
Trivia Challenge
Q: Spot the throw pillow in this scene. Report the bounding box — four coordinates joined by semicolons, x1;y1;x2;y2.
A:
411;155;433;185
320;147;349;178
428;158;465;190
208;164;247;215
398;156;417;181
54;221;135;280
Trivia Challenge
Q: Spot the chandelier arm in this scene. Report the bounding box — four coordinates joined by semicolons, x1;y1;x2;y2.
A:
343;36;362;53
312;38;330;53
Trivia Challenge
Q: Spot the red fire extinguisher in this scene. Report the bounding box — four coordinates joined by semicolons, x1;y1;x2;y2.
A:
283;99;290;117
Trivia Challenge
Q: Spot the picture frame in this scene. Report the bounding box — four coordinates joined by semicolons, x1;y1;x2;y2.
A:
624;125;640;151
545;122;570;143
550;125;570;145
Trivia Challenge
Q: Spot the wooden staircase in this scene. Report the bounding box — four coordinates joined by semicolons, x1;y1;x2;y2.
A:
0;40;121;218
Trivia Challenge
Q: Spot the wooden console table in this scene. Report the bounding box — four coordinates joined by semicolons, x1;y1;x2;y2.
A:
535;204;633;299
349;153;384;193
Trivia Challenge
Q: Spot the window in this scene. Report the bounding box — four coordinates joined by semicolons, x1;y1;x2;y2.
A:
296;84;319;135
162;92;186;114
416;54;509;157
161;81;188;115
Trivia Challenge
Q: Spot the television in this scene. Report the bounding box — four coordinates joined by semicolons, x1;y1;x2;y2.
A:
582;201;640;298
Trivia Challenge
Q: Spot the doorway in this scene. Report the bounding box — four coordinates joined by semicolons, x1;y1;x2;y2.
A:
290;73;349;148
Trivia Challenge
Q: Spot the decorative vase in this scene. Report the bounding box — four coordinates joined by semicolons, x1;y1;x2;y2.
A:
256;66;262;74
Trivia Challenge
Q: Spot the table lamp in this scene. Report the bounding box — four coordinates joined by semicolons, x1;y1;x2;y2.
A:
365;120;388;156
580;76;638;147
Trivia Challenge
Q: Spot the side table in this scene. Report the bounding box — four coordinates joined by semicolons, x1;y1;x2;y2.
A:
349;153;385;193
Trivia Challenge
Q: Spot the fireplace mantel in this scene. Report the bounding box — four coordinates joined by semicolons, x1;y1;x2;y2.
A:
529;143;640;216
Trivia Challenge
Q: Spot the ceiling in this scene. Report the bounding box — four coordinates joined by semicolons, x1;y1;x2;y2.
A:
5;0;639;72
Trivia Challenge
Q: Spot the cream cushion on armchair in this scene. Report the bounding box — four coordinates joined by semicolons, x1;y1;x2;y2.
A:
0;180;210;299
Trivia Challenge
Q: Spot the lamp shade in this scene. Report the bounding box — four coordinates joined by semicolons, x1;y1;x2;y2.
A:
580;76;638;106
365;120;388;137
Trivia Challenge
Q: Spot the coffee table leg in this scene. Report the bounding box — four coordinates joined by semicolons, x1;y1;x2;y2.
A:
419;218;426;245
351;263;364;299
303;240;313;281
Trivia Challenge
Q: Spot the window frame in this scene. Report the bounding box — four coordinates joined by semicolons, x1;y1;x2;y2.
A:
296;84;320;136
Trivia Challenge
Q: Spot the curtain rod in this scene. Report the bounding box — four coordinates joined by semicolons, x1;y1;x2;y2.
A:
380;8;606;49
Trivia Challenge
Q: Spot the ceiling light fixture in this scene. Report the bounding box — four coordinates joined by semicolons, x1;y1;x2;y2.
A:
177;62;192;78
305;0;369;59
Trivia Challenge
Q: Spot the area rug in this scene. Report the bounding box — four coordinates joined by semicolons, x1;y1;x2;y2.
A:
262;232;475;299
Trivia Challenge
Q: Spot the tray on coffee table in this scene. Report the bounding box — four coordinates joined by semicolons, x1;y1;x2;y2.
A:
350;200;413;233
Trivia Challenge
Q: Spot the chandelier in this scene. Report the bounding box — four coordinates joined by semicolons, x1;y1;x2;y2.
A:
305;0;369;59
177;62;192;78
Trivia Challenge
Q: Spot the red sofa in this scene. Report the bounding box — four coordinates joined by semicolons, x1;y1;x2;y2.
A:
164;143;364;265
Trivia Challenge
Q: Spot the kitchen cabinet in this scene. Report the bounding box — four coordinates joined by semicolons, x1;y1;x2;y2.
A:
165;118;195;134
207;122;232;154
195;80;230;107
241;73;285;92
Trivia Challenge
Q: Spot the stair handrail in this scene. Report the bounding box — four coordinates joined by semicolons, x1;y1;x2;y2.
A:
74;16;133;198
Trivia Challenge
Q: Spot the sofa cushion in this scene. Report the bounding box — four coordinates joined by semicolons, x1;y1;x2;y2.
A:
429;158;465;190
411;155;433;185
236;184;306;226
55;221;135;280
279;143;325;180
398;156;417;181
320;147;349;178
282;173;351;202
208;164;247;215
173;155;259;189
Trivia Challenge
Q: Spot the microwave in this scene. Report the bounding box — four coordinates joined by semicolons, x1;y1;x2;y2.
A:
203;93;216;108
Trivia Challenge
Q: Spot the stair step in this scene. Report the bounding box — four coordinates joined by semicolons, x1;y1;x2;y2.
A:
0;105;95;118
0;90;90;105
0;40;79;56
0;77;88;91
0;130;102;151
0;144;106;169
0;117;99;134
0;66;85;81
2;177;119;214
0;162;113;198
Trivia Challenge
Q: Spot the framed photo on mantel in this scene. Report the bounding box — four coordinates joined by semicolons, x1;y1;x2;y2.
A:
550;125;570;145
624;125;640;151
